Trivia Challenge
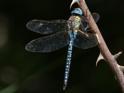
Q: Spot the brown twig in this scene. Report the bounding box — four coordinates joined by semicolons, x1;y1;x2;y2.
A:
71;0;124;92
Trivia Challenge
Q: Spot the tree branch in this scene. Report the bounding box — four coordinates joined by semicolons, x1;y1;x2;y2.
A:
71;0;124;92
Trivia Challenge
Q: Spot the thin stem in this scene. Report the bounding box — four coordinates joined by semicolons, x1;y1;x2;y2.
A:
78;0;124;92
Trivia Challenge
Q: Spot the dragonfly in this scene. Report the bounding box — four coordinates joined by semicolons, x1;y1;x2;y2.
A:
25;7;100;90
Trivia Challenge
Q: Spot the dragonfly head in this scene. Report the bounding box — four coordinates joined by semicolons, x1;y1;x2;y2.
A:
71;8;83;16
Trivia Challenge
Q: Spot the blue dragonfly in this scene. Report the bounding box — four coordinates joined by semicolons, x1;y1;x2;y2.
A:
25;7;100;90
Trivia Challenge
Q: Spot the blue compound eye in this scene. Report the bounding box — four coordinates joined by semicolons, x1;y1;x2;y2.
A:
71;8;83;16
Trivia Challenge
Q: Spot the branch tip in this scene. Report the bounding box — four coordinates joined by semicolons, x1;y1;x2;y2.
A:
118;65;124;72
96;53;104;66
114;51;122;59
70;0;80;8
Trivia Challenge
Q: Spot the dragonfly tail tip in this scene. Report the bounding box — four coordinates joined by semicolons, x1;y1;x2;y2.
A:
63;85;67;91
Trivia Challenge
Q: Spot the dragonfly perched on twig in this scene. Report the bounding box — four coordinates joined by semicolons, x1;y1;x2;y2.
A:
25;7;100;90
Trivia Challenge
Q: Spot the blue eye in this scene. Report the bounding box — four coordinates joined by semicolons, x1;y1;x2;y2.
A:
71;8;83;16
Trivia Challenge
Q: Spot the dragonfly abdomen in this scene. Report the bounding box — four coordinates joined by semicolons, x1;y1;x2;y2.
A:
63;31;77;90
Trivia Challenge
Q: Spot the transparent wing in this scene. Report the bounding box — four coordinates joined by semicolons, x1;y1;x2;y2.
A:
26;19;69;35
81;13;100;24
74;31;98;49
81;13;100;31
25;31;69;53
92;13;100;23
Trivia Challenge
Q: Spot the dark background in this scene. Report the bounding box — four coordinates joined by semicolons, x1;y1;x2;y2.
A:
0;0;123;93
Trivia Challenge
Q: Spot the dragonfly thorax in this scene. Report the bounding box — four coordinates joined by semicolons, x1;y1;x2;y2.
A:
69;16;81;32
